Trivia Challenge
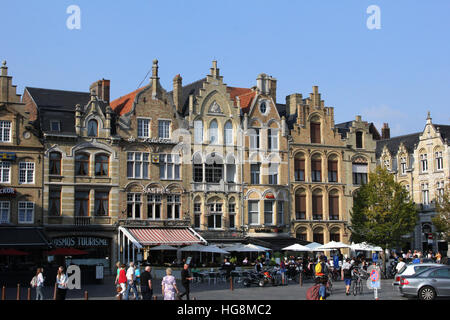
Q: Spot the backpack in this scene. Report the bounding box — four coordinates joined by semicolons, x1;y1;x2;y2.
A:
315;262;322;275
306;284;321;300
30;276;37;288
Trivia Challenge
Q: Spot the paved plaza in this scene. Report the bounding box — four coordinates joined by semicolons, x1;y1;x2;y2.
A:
2;276;410;301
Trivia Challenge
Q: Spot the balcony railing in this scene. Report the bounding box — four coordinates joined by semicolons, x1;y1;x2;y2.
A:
74;216;91;226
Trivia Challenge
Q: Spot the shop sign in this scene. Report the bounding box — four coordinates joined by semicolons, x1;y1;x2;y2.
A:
143;187;182;194
0;187;16;196
0;152;16;161
265;193;275;199
52;236;109;247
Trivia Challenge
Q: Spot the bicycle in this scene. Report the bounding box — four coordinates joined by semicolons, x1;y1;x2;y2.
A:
351;269;364;296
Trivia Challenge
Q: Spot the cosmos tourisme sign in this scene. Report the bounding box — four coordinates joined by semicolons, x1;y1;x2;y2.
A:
52;236;109;247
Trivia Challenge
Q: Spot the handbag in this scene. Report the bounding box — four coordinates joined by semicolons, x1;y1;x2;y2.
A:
116;284;122;293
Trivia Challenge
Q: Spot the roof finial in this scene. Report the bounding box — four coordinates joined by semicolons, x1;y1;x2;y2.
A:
2;60;6;67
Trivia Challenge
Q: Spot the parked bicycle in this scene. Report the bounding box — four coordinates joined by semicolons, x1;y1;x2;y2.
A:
351;268;364;296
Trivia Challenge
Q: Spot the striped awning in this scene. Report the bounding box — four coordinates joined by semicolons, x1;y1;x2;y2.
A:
124;227;206;246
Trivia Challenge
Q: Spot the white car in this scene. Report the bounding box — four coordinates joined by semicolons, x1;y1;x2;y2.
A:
393;263;444;287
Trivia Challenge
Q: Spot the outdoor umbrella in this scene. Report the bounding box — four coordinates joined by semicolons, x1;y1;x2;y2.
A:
281;243;312;252
200;245;230;254
180;244;206;252
316;241;351;251
149;245;178;251
46;248;88;256
305;242;323;251
226;243;271;252
350;242;383;252
0;248;29;255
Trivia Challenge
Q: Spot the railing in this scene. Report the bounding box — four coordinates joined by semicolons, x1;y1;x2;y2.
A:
74;216;91;226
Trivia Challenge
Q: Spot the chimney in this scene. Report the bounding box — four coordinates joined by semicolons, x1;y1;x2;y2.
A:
269;76;277;103
210;60;220;78
173;74;183;114
151;59;159;99
382;123;390;140
286;93;302;117
89;79;110;104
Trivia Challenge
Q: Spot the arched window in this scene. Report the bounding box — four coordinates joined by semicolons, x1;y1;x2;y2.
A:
296;227;307;241
95;154;109;176
209;120;218;145
193;198;202;229
49;152;62;175
75;153;90;176
310;119;321;143
329;227;340;242
294;153;305;182
295;189;306;220
87;119;98;137
224;121;233;145
194;120;203;144
207;198;223;229
313;227;324;244
356;131;363;148
328;155;338;183
311;155;322;182
312;189;323;220
329;190;339;220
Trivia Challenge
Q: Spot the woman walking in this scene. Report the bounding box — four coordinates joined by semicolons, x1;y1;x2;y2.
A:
341;258;354;296
55;266;68;300
35;268;45;300
116;264;127;298
161;268;179;300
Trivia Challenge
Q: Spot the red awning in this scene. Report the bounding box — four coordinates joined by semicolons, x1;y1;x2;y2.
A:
127;228;203;246
46;248;88;256
0;249;29;256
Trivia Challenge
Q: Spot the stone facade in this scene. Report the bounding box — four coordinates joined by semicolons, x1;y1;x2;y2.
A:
377;114;450;253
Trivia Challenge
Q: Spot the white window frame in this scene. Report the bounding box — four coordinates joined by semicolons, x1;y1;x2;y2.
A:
127;193;142;219
207;203;222;229
194;120;203;144
0;161;11;183
268;128;279;151
400;157;407;175
0;201;10;224
158;120;171;139
209;120;219;145
137;118;151;139
436;151;443;171
194;202;202;229
420;154;428;173
268;163;279;185
228;203;236;229
249;128;260;149
224;121;233;146
159;154;180;180
0;121;11;142
18;201;34;224
264;200;274;226
50;120;61;132
127;152;149;179
19;162;35;184
421;183;429;205
167;194;181;220
147;194;162;220
248;200;260;225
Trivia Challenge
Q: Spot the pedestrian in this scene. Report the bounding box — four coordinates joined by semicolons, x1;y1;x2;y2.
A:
255;259;263;273
116;264;127;298
31;267;45;300
135;264;141;299
396;257;406;274
242;257;248;265
140;266;153;300
55;266;68;300
341;258;353;296
412;255;420;264
161;268;179;300
124;262;140;300
114;261;121;293
315;256;328;300
220;258;233;279
179;264;193;300
436;251;442;264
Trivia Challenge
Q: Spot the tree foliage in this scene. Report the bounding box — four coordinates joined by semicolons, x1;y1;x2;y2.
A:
350;166;418;249
432;185;450;241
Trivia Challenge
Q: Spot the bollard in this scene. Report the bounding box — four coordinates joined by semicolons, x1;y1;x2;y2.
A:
230;276;233;291
2;286;5;300
27;288;31;300
53;283;57;300
84;291;88;300
16;284;20;300
299;273;303;287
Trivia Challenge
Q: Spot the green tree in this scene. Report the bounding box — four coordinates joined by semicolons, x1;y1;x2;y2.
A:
350;166;418;250
432;185;450;243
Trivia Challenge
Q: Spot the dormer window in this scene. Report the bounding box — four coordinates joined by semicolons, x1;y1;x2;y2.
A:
50;121;60;132
260;101;267;114
87;119;98;137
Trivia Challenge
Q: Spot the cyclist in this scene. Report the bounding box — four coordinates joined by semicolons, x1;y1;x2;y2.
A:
315;255;328;300
341;258;354;296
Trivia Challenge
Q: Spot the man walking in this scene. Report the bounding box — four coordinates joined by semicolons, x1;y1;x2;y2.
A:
124;262;140;300
140;266;153;300
179;264;193;300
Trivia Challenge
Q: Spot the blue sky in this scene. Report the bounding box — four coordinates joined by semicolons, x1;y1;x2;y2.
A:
1;0;449;136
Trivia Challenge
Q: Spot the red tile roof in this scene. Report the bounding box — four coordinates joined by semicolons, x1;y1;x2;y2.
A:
110;86;146;116
227;87;256;112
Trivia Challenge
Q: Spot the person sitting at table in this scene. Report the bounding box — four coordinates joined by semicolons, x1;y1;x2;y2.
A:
242;257;248;265
220;258;233;279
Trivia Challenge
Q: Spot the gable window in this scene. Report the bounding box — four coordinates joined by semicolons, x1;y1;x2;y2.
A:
260;101;267;114
159;154;180;180
435;151;443;171
94;191;109;216
137;119;150;138
18;201;34;224
19;162;35;184
50;121;61;132
75;191;90;217
224;121;233;145
49;189;61;216
49;152;62;175
75;153;89;176
0;162;11;183
209;120;218;145
127;193;141;219
420;154;428;173
268;128;278;151
0;121;11;142
0;201;10;224
356;131;363;148
147;194;161;220
249;128;260;149
310;122;321;144
95;154;109;177
400;157;407;175
194;120;203;144
158;120;170;139
167;194;181;220
127;152;149;179
87;119;98;137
